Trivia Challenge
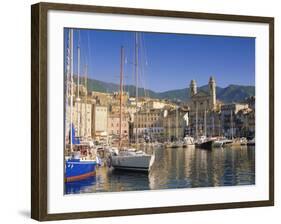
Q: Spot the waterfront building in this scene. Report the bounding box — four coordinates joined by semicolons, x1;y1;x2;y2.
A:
163;107;188;141
245;96;255;110
143;99;167;109
220;103;249;138
111;92;129;106
107;112;130;142
69;77;88;97
188;76;220;137
92;105;108;140
71;99;93;139
91;91;111;106
133;108;164;141
128;97;136;106
235;107;255;138
205;111;222;137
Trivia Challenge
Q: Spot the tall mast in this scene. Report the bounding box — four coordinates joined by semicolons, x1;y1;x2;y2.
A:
84;64;88;137
218;118;221;137
168;116;171;141
135;32;139;145
212;114;215;137
70;29;74;152
119;46;124;148
195;102;198;138
231;110;234;139
176;107;178;140
65;29;70;146
204;108;207;136
77;31;81;137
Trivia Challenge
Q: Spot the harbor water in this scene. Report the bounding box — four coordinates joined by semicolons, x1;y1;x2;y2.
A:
65;146;255;194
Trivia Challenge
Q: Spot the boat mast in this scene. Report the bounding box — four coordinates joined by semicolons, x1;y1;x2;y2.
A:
119;46;124;149
84;64;88;138
168;117;171;141
70;29;74;152
176;107;178;140
204;108;207;137
77;30;81;137
135;32;139;146
212;114;215;137
195;102;198;138
230;110;234;139
65;29;70;147
218;117;221;137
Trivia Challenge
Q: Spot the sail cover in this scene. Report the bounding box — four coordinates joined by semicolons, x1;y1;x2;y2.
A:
70;123;80;144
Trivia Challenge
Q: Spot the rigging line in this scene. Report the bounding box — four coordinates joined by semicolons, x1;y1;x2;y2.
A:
123;48;128;95
84;30;91;92
141;33;149;98
86;30;90;75
139;60;146;98
141;32;148;66
80;30;87;78
139;34;148;99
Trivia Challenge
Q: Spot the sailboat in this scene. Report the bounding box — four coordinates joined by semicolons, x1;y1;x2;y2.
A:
195;107;214;150
109;39;155;172
183;111;195;147
171;107;183;148
65;29;97;182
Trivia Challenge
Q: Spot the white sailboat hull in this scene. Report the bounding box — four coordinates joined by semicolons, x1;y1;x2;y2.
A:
111;155;152;172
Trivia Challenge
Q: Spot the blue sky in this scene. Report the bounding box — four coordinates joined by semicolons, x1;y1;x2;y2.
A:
64;28;255;92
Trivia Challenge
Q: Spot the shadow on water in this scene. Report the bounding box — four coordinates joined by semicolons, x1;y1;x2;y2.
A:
65;146;255;194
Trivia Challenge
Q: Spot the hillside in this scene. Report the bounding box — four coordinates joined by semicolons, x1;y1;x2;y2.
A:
81;77;255;103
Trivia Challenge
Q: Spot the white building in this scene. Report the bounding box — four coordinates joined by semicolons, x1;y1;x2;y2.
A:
92;105;108;139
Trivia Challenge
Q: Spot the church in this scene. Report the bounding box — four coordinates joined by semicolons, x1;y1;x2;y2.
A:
188;76;221;137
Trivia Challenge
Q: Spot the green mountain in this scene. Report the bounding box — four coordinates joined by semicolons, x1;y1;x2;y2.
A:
218;85;255;103
84;77;255;103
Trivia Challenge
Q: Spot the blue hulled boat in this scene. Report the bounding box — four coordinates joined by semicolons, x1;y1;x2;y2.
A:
65;157;97;182
65;124;97;182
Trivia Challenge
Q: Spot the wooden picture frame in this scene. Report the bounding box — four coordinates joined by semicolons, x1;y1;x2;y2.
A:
31;2;274;221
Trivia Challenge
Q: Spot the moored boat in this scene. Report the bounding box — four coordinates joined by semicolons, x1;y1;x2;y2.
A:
65;152;97;182
107;41;155;173
183;136;195;147
197;140;214;150
194;136;214;150
171;141;183;148
109;148;155;172
213;140;224;148
164;142;173;148
247;138;255;146
213;138;232;147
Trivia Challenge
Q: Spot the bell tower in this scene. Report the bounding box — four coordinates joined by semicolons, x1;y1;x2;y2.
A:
190;80;197;98
209;76;216;110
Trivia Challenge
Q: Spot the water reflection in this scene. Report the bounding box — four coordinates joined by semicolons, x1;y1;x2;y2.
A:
65;146;255;194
